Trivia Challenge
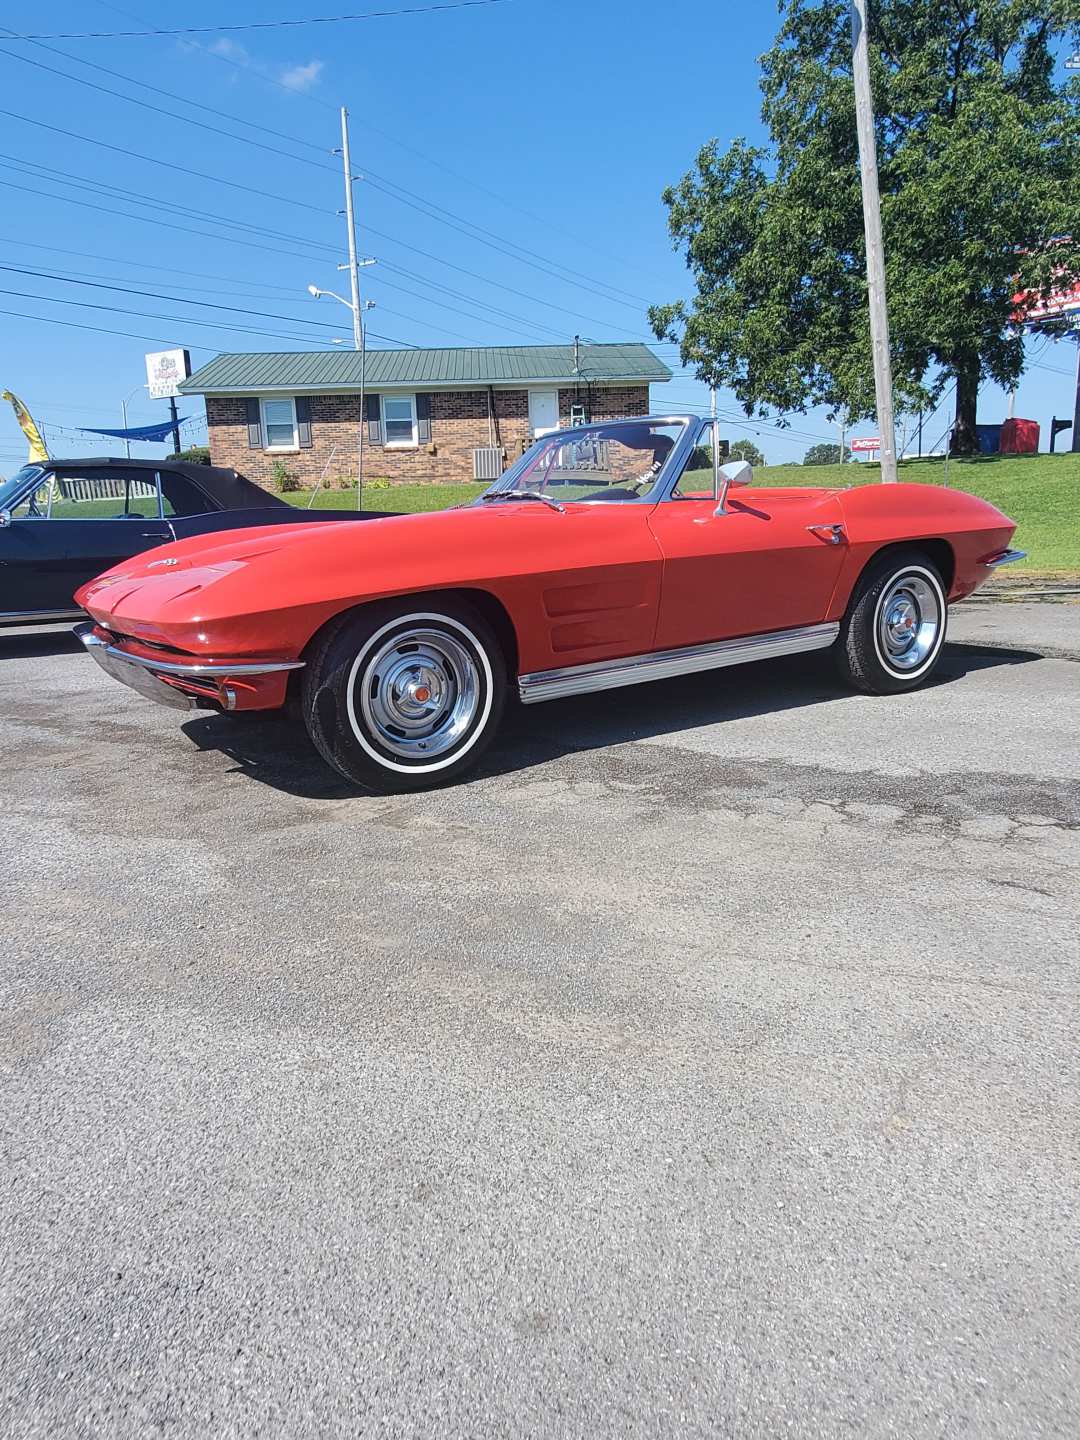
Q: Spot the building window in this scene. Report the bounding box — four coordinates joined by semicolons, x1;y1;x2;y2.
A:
261;397;298;451
382;393;417;448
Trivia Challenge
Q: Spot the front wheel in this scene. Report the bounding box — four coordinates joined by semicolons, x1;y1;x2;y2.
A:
836;550;948;694
302;598;506;792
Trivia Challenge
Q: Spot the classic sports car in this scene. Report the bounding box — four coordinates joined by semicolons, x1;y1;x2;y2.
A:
74;415;1023;793
0;455;386;625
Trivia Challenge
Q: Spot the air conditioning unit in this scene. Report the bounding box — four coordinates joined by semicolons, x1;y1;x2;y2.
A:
472;447;503;482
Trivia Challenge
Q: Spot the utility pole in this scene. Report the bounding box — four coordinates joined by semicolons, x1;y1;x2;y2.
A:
1072;336;1080;453
338;107;363;352
169;396;181;455
850;0;898;483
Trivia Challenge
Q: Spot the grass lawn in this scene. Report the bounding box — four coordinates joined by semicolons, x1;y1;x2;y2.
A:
282;452;1078;576
285;482;488;515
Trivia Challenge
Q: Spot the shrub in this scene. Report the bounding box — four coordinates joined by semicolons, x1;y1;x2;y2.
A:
176;445;211;466
271;457;301;492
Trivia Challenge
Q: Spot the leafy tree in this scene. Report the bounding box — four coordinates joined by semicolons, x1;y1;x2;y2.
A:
175;445;211;466
803;442;851;465
650;2;1080;453
729;438;766;466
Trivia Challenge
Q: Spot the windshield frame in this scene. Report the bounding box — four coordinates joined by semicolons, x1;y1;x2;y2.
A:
0;463;48;513
481;415;704;506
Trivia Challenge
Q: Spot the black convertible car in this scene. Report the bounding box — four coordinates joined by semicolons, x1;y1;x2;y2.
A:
0;456;385;625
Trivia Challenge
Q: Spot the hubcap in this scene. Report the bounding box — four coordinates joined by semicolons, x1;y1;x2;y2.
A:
359;627;480;759
876;573;941;671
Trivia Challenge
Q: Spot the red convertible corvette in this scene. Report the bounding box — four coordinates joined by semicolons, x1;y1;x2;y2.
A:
76;415;1023;792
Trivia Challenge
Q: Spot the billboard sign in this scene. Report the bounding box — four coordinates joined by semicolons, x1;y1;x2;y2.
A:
145;348;191;400
850;436;881;453
1012;278;1080;325
1012;239;1080;326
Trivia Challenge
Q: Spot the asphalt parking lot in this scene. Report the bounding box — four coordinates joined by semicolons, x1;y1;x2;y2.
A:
2;603;1078;1438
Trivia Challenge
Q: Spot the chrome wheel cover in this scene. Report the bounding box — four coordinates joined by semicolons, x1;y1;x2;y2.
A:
357;626;481;760
875;572;942;672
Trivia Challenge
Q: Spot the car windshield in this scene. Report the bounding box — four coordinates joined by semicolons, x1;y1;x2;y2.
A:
0;464;45;509
492;419;688;503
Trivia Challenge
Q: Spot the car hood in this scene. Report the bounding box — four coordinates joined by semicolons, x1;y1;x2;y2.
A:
75;502;604;658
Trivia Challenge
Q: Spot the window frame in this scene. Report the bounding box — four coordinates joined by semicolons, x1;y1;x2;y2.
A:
381;392;418;450
260;395;300;453
35;467;165;522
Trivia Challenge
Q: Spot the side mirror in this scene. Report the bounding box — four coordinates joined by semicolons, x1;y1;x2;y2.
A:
714;460;753;515
0;509;10;529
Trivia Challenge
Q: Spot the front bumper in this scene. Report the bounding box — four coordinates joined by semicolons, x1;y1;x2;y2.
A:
76;623;304;712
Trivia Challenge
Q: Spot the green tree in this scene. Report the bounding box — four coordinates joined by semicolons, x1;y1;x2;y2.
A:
729;438;766;466
650;2;1080;454
803;442;851;465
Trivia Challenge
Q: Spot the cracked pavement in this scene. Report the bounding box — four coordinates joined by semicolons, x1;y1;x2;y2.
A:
1;608;1078;1438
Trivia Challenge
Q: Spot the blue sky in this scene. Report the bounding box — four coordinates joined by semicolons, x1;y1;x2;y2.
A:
0;0;1076;473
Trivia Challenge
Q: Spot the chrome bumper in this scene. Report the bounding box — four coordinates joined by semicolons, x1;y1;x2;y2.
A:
986;549;1027;567
76;623;303;711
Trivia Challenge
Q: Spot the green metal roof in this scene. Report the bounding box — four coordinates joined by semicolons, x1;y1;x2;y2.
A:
179;343;671;394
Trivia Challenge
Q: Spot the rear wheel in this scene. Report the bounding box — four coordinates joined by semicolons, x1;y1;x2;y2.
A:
836;550;948;694
302;598;506;792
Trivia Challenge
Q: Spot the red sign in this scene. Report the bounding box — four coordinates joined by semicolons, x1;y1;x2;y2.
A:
850;437;881;453
1012;240;1080;325
1013;278;1080;325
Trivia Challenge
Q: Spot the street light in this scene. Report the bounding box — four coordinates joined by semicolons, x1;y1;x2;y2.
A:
120;383;144;455
307;270;376;511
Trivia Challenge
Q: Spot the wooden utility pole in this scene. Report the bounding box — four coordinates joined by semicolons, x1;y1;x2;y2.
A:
850;0;898;483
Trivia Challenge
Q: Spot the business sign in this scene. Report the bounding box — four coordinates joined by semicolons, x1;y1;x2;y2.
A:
1012;239;1080;326
144;348;191;400
850;436;881;453
1012;278;1080;325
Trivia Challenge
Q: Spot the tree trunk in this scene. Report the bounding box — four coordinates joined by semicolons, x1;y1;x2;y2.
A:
951;359;980;455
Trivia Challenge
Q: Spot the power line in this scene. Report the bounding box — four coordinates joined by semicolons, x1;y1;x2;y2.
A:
0;108;337;219
0;254;505;347
0;131;649;340
90;0;654;291
0;286;418;348
0;3;509;40
0;166;614;345
0;29;650;312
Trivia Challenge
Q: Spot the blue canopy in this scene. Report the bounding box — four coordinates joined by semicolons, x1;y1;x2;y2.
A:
80;418;189;442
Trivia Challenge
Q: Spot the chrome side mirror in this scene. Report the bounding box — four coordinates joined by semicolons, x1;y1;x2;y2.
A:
714;460;752;516
0;509;10;529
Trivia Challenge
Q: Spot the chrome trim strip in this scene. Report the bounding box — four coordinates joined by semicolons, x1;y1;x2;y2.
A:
75;623;304;676
0;608;83;622
518;621;840;705
986;549;1026;567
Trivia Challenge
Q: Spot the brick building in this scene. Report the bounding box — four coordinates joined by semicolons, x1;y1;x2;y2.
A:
179;342;671;489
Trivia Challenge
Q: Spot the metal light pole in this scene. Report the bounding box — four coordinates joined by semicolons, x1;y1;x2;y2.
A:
120;383;143;459
850;0;898;483
308;279;375;509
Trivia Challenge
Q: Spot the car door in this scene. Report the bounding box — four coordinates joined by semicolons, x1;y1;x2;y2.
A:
647;443;849;650
25;467;173;614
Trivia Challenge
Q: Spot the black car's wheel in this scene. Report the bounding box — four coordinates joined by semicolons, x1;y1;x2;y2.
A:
836;549;948;694
301;597;507;792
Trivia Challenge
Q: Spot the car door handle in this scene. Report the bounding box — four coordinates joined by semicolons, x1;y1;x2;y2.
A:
807;523;847;545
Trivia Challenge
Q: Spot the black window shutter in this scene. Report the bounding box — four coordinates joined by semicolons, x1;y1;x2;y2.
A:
364;392;382;445
245;398;261;448
295;395;313;448
416;392;432;444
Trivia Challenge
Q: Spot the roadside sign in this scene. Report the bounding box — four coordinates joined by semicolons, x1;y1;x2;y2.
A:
850;436;881;453
145;349;191;400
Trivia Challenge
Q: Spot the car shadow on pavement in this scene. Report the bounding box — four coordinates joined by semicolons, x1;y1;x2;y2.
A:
0;626;83;660
176;641;1041;801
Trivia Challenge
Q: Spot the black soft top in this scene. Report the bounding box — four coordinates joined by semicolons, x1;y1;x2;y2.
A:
46;455;289;511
